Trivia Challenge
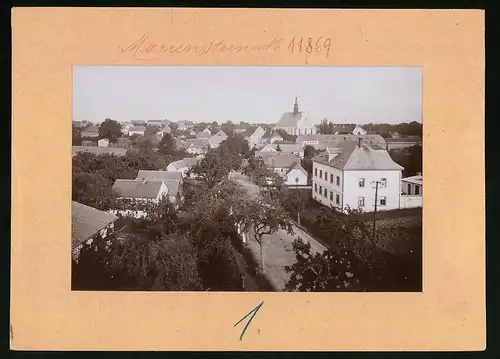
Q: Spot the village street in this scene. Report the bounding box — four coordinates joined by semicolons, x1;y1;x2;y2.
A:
229;171;327;291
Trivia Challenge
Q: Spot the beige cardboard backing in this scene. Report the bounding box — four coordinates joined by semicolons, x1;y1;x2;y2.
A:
11;8;485;351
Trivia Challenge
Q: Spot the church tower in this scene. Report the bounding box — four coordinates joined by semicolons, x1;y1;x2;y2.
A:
293;96;299;115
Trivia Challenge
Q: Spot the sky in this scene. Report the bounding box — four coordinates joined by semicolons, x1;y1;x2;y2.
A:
73;66;422;125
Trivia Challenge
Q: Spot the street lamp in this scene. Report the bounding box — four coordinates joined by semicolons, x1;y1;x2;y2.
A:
295;177;301;225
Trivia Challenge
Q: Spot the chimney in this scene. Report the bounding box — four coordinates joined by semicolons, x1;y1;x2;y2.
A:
358;138;362;147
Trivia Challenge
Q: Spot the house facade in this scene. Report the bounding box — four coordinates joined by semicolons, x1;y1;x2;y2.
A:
112;179;169;218
275;97;317;136
71;201;118;261
400;174;423;209
128;126;146;136
98;138;109;147
312;142;403;212
260;153;308;186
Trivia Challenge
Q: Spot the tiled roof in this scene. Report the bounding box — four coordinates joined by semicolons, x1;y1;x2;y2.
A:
287;162;308;176
72;201;118;250
241;126;257;138
275;129;298;142
262;129;283;139
401;175;422;185
72;146;127;157
161;125;172;133
312;141;403;171
332;125;356;134
113;179;165;199
196;130;211;139
136;170;183;182
272;143;303;153
261;153;300;169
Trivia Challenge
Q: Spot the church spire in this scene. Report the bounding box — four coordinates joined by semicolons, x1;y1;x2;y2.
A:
293;96;299;115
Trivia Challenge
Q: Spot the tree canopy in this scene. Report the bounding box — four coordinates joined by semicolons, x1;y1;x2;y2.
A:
98;118;122;143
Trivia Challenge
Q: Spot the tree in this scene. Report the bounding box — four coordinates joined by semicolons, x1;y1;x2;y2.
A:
158;133;176;157
189;149;232;187
169;122;179;137
240;193;294;272
318;118;335;135
98;118;122;143
146;125;161;136
276;144;282;152
284;238;364;291
304;145;315;158
211;121;219;131
242;157;274;188
72;124;82;145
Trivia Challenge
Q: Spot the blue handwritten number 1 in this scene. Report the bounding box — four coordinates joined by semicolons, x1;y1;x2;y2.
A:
234;301;264;341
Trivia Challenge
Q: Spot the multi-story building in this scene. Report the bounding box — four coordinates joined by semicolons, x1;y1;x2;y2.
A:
312;141;403;212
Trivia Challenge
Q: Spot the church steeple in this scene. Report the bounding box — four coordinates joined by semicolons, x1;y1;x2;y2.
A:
293;96;299;115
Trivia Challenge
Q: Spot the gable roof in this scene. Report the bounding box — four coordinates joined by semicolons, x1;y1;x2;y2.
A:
275;129;298;143
332;124;356;134
401;175;423;185
286;162;308;176
196;130;211;139
262;129;284;139
312;141;403;171
261;153;300;169
113;179;165;199
241;126;257;137
136;170;183;182
72;201;118;250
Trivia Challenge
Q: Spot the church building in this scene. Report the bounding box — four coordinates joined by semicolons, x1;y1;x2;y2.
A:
275;97;317;136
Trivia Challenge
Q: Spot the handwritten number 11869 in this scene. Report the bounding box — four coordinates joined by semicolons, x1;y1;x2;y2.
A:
288;36;331;57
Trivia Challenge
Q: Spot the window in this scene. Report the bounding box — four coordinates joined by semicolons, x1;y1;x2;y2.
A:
314;183;317;192
358;178;365;187
330;174;333;183
336;176;340;186
330;191;333;201
325;172;328;180
358;197;365;207
380;178;387;187
408;183;411;194
380;196;387;206
415;185;420;195
314;168;317;177
319;185;322;193
320;170;323;178
324;188;328;198
336;194;340;204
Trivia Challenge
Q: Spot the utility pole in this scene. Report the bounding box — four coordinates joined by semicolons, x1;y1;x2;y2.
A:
295;177;301;225
372;181;380;242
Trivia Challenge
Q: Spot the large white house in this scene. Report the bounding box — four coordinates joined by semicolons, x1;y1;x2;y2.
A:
275;97;317;136
311;141;404;212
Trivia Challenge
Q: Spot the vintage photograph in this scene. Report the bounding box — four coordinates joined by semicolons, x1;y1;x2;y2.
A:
72;66;423;292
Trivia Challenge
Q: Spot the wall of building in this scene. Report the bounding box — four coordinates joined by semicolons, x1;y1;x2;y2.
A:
312;161;344;210
400;195;423;208
285;168;308;186
343;170;401;212
401;181;422;196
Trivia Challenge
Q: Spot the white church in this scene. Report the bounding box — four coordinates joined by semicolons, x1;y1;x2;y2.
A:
275;97;317;136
